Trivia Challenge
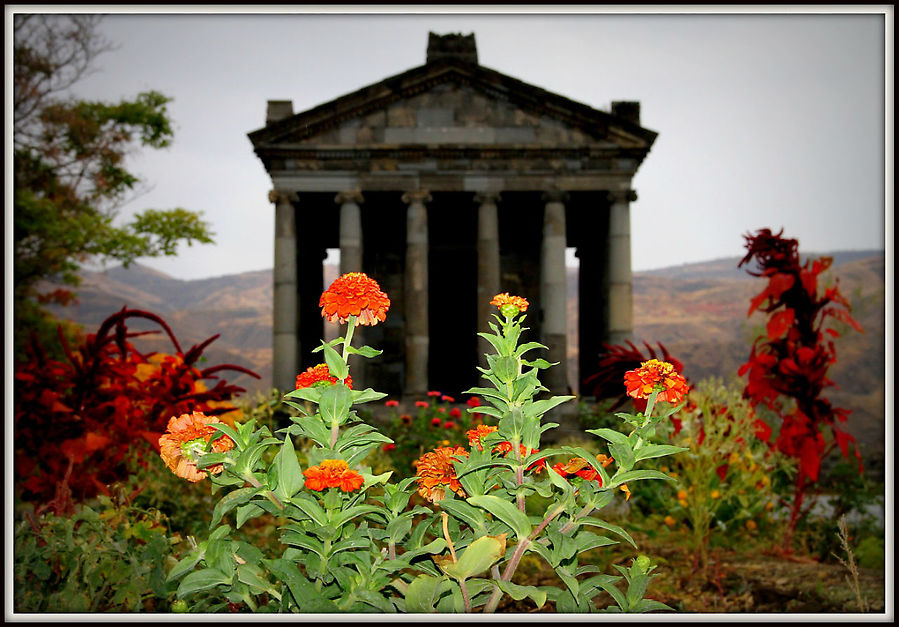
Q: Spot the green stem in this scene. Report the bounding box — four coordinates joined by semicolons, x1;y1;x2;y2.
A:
243;474;284;510
341;316;357;365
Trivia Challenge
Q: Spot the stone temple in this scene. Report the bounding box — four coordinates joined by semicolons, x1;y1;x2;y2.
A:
248;32;657;400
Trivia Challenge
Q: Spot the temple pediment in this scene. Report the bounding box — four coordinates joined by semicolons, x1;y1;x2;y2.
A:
248;60;657;154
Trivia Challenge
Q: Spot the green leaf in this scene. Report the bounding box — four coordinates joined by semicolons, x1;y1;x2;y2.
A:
435;534;506;580
263;558;340;612
634;444;689;461
176;568;232;598
208;423;242;449
236;563;275;595
289;493;329;527
467;495;531;540
514;341;548;357
586;427;630;445
404;574;444;613
273;436;304;501
476;331;508;356
322;340;349;380
318;383;353;425
166;550;202;582
495;580;546;609
609;442;636;473
524;395;575;419
210;487;257;529
280;530;326;557
350;388;388;404
608;469;676;488
289;415;331;447
578;519;638;548
437;499;489;536
345;345;382;358
331;505;383;528
283;386;322;404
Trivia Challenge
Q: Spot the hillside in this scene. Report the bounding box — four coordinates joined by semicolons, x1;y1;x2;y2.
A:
42;251;886;471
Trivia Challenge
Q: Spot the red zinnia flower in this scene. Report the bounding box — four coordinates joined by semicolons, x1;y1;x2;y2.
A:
427;391;442;397
467;424;498;450
159;412;235;483
415;401;430;408
431;417;442;427
449;407;462;419
319;272;390;326
466;397;481;408
443;421;456;430
441;395;455;403
624;359;689;405
384;400;399;407
382;443;397;452
400;414;413;425
296;363;352;390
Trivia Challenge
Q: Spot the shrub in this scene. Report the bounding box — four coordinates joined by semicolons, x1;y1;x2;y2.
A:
14;306;259;502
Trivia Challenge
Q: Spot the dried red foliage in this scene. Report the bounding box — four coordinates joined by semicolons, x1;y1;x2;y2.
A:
14;306;259;503
737;228;863;544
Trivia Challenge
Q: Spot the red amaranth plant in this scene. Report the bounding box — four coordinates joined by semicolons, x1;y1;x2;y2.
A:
737;228;863;548
14;306;260;503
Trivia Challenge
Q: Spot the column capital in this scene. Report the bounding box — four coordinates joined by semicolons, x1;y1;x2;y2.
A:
542;189;569;204
334;190;364;205
401;190;432;205
606;189;638;204
268;189;298;204
474;191;501;205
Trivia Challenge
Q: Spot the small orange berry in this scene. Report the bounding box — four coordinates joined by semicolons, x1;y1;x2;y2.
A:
677;490;688;500
664;515;676;527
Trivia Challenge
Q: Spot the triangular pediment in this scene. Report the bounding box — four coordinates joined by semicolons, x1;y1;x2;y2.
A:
248;60;657;152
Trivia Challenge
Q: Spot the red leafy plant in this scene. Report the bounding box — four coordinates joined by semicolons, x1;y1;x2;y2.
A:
737;228;864;548
14;306;259;503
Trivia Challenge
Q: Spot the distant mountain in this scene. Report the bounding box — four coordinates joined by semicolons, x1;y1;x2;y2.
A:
42;250;886;473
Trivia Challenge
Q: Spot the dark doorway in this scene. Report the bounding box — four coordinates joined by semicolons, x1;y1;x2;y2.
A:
427;192;479;397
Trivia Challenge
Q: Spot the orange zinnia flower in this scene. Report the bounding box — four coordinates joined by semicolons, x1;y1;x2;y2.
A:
303;459;364;492
490;293;529;317
295;363;353;390
414;446;469;503
623;359;689;405
319;272;390;326
158;411;235;483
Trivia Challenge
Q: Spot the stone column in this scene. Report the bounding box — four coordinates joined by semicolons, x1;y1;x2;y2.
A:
606;189;637;345
475;192;501;365
402;190;431;396
336;190;364;275
540;190;569;395
269;189;299;392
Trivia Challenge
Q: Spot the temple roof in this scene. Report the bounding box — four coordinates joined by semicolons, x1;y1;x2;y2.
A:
247;33;657;155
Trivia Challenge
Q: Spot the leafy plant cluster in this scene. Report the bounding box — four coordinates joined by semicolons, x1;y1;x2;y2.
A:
14;496;179;613
14;307;259;503
165;300;686;613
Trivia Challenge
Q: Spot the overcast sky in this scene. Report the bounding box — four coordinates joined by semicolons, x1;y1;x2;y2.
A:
10;7;890;280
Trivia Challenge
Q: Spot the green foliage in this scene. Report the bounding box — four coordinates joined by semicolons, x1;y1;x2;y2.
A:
14;498;179;612
652;378;791;569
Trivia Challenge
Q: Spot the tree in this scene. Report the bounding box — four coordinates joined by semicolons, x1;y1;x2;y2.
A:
12;14;214;354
